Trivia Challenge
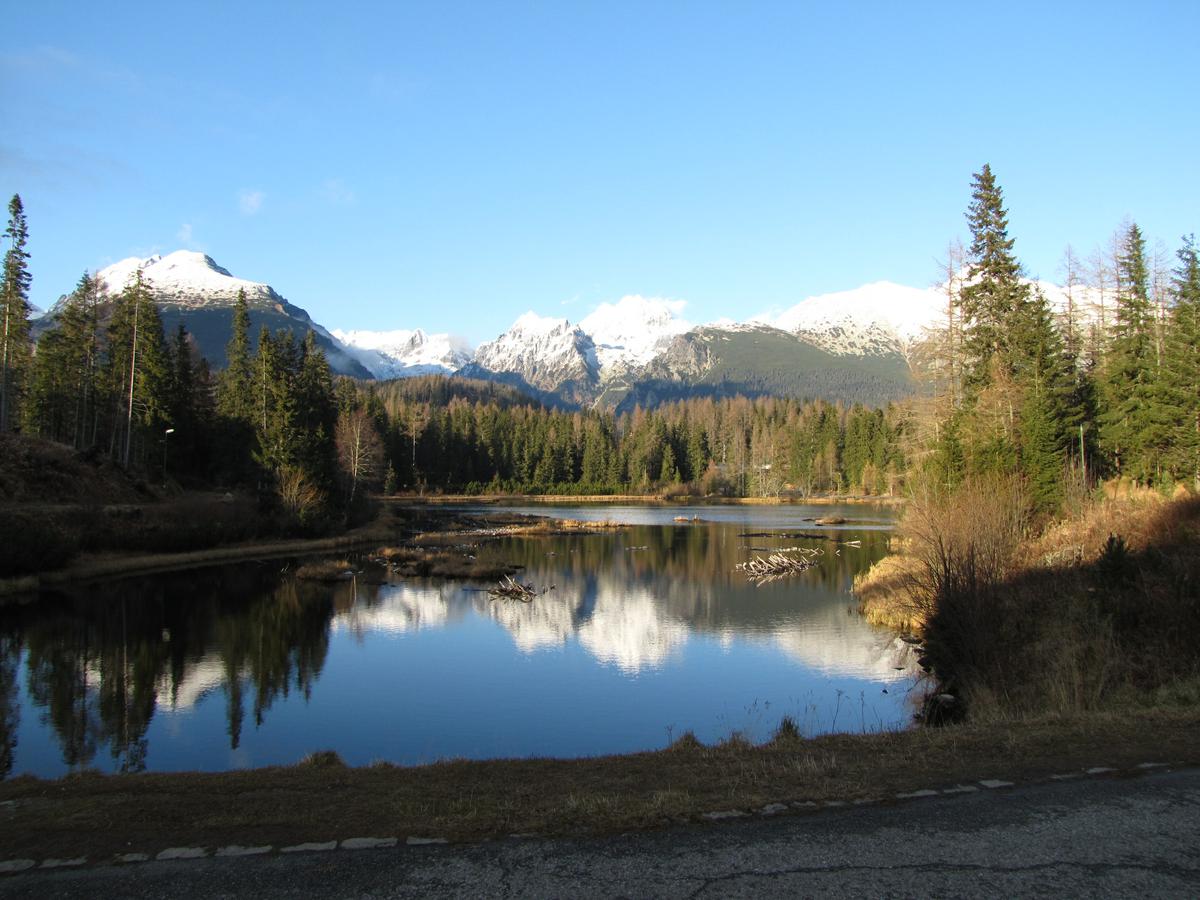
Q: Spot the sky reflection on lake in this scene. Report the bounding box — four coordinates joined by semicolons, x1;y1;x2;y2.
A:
0;503;918;778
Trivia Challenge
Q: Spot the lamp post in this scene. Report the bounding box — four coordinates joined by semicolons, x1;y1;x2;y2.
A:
163;427;175;484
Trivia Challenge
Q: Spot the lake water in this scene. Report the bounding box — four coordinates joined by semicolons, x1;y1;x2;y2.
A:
0;503;918;779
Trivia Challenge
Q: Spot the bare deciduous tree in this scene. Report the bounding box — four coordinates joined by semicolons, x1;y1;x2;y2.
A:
337;407;384;506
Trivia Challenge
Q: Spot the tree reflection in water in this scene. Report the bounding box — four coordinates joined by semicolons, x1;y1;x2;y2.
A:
0;511;911;778
1;563;334;774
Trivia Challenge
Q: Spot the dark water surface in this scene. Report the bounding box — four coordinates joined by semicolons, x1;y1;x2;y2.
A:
0;503;918;778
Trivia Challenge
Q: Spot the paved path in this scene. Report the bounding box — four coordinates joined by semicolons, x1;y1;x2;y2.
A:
3;768;1198;898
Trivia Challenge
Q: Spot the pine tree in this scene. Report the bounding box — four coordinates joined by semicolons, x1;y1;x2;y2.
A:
1020;380;1064;519
1099;222;1157;482
1160;235;1200;486
217;288;253;422
106;269;170;468
293;330;337;488
61;272;103;448
23;272;104;447
959;165;1029;392
1;195;32;433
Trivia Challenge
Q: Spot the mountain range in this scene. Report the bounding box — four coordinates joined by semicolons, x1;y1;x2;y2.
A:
37;250;1091;410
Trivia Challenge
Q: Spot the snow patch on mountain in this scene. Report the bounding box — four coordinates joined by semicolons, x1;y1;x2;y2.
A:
579;295;692;374
755;281;946;357
96;250;280;308
332;328;473;379
470;312;598;394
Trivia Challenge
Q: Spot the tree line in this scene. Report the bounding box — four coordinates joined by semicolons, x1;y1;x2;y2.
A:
372;379;907;496
4;173;1196;513
1;199;384;527
918;165;1199;518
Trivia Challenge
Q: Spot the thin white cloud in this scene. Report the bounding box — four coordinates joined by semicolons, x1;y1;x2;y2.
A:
319;178;355;206
0;46;81;72
177;223;194;245
0;45;139;88
238;189;264;216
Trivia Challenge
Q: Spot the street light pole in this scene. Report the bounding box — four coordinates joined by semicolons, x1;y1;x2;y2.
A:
163;427;175;484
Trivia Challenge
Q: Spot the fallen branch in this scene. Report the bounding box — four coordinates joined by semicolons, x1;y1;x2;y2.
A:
735;550;820;585
487;574;548;601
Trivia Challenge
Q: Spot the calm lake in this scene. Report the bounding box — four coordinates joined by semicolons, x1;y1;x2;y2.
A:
0;503;918;779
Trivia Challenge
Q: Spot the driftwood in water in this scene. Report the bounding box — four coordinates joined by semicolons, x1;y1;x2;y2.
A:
488;575;538;601
735;549;821;585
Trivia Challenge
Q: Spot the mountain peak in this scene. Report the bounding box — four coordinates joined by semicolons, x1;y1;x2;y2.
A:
510;311;574;336
332;327;473;378
580;295;691;371
95;249;271;305
156;249;234;277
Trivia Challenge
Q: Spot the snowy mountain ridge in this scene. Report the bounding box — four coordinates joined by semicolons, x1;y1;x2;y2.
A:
94;250;283;309
331;328;472;379
50;248;1102;406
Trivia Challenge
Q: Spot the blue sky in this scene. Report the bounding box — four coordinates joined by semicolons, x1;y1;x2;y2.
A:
3;1;1197;343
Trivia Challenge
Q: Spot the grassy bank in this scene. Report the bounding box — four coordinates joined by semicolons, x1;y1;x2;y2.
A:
0;708;1195;862
0;503;481;596
382;493;904;506
855;481;1200;719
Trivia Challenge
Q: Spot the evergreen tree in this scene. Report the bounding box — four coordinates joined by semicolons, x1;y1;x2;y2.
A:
1099;222;1157;481
24;272;104;447
959;165;1029;392
1019;381;1064;519
23;324;73;441
106;269;170;468
1160;235;1200;485
217;288;253;422
293;330;337;489
1;195;32;433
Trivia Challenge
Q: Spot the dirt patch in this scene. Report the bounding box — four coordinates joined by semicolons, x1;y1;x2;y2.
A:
0;709;1194;861
0;433;151;505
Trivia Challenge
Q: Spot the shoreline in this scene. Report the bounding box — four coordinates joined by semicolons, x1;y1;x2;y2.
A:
382;493;905;506
0;528;399;597
1;708;1195;863
1;494;900;595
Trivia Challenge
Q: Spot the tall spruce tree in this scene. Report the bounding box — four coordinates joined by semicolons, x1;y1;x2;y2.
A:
106;269;170;468
1099;222;1157;481
217;288;253;421
1;195;32;433
60;272;102;448
1160;235;1200;485
959;165;1030;391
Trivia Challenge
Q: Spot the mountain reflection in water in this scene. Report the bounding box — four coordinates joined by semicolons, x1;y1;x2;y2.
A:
0;507;917;778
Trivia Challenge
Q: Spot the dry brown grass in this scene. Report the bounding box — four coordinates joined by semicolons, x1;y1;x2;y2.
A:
295;559;354;581
1;708;1195;862
854;552;925;631
1018;490;1190;568
857;479;1200;721
855;473;1027;634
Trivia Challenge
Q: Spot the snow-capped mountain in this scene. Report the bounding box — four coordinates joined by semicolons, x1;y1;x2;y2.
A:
42;245;1103;410
43;250;371;378
459;312;600;405
95;251;281;309
456;299;695;406
578;295;692;374
754;281;947;358
332;328;472;378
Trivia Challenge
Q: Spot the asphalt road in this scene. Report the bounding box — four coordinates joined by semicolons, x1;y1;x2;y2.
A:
4;768;1198;898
